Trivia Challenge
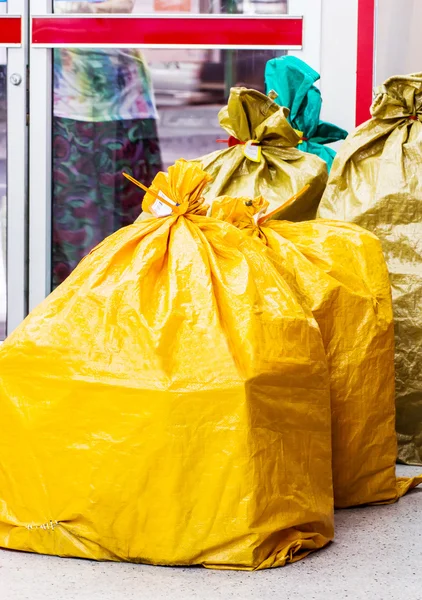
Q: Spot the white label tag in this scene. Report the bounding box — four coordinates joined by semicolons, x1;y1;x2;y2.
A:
253;206;268;223
150;191;176;217
242;141;262;163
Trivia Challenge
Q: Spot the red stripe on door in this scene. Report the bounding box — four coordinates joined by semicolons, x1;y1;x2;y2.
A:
356;0;375;126
31;16;303;48
0;16;21;45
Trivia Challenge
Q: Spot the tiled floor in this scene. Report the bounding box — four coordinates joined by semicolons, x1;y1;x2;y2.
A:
1;466;421;600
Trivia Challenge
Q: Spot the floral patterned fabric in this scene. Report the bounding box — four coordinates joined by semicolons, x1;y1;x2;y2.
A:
54;49;158;122
52;116;162;288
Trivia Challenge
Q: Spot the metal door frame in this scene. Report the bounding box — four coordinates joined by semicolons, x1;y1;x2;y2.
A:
5;0;27;335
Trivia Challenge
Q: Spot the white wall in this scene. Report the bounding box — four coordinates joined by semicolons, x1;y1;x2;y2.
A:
375;0;422;85
289;0;358;134
319;0;358;133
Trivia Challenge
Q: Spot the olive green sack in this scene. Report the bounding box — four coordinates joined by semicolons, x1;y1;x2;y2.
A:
192;87;328;221
318;73;422;465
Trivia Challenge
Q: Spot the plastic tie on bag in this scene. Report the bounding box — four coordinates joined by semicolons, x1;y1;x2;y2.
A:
216;135;244;147
216;137;262;162
257;185;310;224
124;161;212;218
293;129;308;145
123;172;178;218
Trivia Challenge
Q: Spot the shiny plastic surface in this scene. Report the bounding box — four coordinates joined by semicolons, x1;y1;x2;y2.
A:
0;161;333;568
211;196;422;507
318;74;422;465
192;87;328;220
264;55;348;171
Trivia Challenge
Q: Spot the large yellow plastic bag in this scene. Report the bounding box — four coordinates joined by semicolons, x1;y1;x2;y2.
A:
0;161;334;569
318;74;422;465
211;196;422;507
190;87;328;221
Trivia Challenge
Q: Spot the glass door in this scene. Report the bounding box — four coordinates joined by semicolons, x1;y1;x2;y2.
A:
29;0;318;308
0;1;372;334
0;0;27;338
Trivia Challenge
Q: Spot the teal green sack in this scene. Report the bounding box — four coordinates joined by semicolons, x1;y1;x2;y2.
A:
265;56;347;171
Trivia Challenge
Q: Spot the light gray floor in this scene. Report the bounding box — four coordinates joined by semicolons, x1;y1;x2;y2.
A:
1;466;421;600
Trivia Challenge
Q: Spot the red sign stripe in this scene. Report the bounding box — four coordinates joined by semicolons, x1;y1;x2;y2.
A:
355;0;375;126
31;16;303;48
0;16;21;45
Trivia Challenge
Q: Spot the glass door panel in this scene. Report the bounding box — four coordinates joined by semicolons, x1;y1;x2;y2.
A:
50;36;288;286
1;1;27;338
29;0;312;306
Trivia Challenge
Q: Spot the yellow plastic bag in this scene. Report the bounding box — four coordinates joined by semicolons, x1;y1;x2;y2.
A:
318;74;422;465
0;161;333;569
190;87;328;220
211;195;422;507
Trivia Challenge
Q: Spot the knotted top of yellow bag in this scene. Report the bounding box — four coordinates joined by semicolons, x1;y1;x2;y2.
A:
218;87;301;150
371;73;422;121
124;160;212;217
211;186;311;236
210;195;269;233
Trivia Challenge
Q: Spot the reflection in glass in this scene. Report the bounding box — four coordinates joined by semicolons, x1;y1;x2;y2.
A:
51;0;287;289
52;0;163;289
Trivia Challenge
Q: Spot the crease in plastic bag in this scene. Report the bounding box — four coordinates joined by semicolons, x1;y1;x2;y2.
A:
318;73;422;465
0;160;333;569
211;194;422;507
